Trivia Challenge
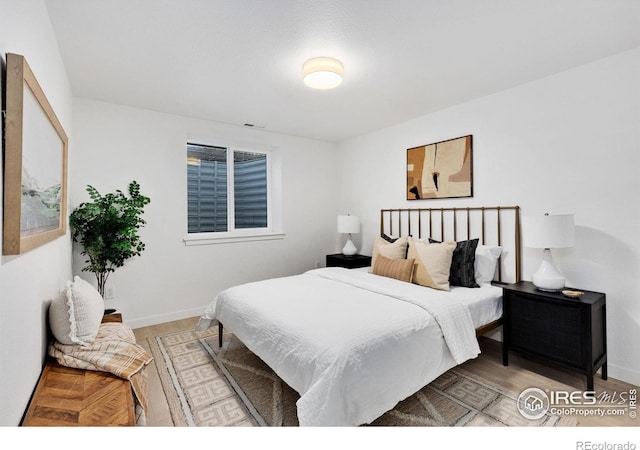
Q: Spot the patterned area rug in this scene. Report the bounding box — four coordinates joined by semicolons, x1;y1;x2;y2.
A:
148;327;579;427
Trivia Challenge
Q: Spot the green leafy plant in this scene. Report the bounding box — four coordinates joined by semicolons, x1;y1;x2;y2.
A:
69;181;151;297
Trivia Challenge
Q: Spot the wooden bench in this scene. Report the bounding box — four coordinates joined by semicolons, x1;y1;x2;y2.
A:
21;313;136;426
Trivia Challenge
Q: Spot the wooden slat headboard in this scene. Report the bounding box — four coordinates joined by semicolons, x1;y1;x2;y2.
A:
380;206;521;284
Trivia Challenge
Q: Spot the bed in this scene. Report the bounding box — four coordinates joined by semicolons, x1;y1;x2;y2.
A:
197;206;521;426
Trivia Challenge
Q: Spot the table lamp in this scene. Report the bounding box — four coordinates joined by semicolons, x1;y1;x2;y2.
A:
337;214;360;256
523;213;575;291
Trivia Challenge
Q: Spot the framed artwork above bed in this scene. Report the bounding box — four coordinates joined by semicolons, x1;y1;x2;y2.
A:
406;135;472;200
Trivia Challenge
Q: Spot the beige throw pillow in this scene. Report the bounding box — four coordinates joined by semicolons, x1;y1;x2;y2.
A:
407;238;456;291
372;254;415;283
369;236;408;272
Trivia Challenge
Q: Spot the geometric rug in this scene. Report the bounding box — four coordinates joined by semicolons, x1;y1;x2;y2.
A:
148;327;579;427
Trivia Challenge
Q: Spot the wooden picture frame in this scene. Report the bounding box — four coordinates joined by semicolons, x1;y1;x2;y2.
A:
406;135;473;200
3;53;68;254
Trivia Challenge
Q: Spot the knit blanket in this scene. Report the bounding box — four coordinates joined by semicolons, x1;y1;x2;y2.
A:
48;322;153;425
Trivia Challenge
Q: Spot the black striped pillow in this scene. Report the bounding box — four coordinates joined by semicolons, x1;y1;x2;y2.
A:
429;238;479;288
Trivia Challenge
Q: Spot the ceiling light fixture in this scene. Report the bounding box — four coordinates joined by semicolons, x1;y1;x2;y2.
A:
302;57;344;90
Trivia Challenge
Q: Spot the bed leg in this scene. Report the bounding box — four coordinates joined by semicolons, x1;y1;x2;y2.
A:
218;322;223;348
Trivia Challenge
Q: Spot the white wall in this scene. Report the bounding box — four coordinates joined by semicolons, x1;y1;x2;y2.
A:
337;48;640;387
0;0;73;426
70;99;340;328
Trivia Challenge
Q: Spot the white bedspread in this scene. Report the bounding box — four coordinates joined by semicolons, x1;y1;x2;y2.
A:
197;267;484;426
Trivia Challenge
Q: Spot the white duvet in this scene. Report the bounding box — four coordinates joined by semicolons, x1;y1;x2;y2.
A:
197;267;485;426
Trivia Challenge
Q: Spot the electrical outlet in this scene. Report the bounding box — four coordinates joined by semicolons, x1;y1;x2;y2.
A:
315;260;321;269
104;286;116;299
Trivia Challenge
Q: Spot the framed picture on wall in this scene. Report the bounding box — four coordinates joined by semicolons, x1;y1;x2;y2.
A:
406;135;473;200
3;53;68;255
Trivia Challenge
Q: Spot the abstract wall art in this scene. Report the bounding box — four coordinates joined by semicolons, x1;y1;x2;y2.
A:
406;135;473;200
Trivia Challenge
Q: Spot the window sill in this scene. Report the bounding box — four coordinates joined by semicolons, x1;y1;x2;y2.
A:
183;231;285;246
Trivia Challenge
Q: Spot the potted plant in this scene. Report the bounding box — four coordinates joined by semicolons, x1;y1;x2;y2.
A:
69;180;151;297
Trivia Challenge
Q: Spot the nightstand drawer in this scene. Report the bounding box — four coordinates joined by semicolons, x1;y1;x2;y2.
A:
509;293;585;368
502;281;607;391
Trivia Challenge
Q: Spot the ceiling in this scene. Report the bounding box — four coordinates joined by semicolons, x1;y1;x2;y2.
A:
44;0;640;143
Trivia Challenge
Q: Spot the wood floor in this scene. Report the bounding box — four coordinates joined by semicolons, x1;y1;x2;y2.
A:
133;317;638;427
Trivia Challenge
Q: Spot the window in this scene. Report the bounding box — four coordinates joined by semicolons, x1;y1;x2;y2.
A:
187;142;272;238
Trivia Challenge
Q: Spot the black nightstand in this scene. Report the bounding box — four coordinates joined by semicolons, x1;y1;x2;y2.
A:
326;253;372;269
502;281;607;391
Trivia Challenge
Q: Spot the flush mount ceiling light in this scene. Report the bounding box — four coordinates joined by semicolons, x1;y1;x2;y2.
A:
302;57;344;89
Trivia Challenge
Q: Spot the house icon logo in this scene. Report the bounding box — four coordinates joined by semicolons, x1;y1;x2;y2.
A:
517;387;549;420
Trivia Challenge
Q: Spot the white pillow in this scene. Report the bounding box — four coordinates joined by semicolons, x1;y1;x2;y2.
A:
474;245;503;285
49;276;105;346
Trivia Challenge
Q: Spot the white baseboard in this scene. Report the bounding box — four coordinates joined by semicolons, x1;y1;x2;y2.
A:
126;306;205;330
607;363;640;388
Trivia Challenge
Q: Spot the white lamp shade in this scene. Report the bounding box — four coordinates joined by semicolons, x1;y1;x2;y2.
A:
522;214;574;249
337;215;360;234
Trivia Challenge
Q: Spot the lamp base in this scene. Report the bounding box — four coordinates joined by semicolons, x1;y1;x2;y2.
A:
532;248;566;291
342;237;357;256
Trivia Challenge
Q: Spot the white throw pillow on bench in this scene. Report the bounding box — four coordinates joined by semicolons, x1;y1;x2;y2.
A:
49;276;105;346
